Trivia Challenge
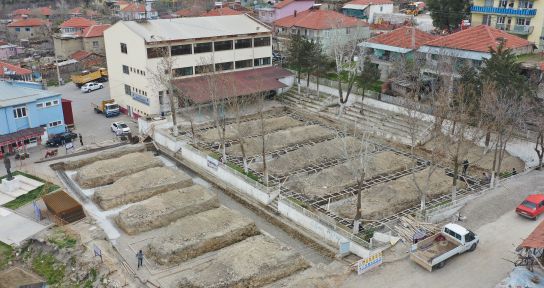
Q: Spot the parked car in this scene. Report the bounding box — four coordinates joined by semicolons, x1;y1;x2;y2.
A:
111;122;130;135
46;132;78;147
80;82;103;93
516;194;544;220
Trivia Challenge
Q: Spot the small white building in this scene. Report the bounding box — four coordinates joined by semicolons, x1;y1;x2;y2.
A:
342;0;394;23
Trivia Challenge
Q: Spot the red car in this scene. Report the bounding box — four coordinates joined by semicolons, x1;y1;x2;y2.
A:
516;194;544;220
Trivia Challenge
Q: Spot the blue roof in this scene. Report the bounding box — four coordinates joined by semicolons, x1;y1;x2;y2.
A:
0;81;60;107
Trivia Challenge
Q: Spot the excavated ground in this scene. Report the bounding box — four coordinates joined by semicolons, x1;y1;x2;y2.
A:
226;125;336;157
75;152;163;188
250;137;373;176
332;167;459;220
115;184;219;235
198;116;302;142
93;166;193;210
147;206;259;265
287;151;413;198
50;144;145;171
174;235;309;288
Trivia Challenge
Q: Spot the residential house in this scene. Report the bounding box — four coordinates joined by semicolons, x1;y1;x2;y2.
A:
418;25;533;84
59;17;97;35
174;8;203;18
119;3;158;20
471;0;542;48
113;0;131;16
0;61;32;81
70;50;106;68
256;0;315;24
6;18;49;42
274;6;370;55
342;0;394;23
0;81;65;154
82;24;111;54
0;43;24;60
69;7;84;18
201;7;245;16
10;9;32;20
104;14;284;117
54;18;98;59
361;26;438;80
36;7;53;19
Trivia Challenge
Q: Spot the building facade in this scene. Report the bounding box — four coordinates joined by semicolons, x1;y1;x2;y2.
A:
54;21;109;59
342;0;394;23
7;18;49;42
104;15;274;118
0;81;65;154
256;0;315;24
471;0;543;48
0;44;24;60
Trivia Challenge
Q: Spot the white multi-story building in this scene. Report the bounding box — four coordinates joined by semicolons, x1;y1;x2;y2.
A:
104;15;279;118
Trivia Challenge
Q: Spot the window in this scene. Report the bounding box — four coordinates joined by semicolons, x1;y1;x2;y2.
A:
173;66;194;77
195;64;213;74
49;120;62;127
214;40;233;51
25;27;30;31
254;37;271;47
120;43;127;54
517;18;531;26
171;44;192;56
13;106;27;118
519;0;534;9
37;103;44;108
124;84;131;95
465;231;476;242
235;59;253;69
235;38;252;49
194;42;212;53
122;65;129;74
92;41;99;48
147;47;168;58
254;57;271;67
15;27;20;32
159;91;164;105
215;62;233;71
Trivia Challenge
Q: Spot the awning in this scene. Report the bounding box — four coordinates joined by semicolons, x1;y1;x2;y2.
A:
520;220;544;249
172;66;293;104
0;127;44;147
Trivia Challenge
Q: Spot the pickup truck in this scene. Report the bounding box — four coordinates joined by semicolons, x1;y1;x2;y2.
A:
410;223;479;271
92;99;120;117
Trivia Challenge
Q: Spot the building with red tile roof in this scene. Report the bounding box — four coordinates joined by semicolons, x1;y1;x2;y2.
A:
0;61;32;80
201;7;245;16
274;7;365;30
54;24;110;59
7;18;48;27
38;7;52;18
7;18;50;41
82;24;111;38
119;3;158;20
256;0;315;24
342;0;393;23
11;9;32;18
59;17;96;31
175;8;203;17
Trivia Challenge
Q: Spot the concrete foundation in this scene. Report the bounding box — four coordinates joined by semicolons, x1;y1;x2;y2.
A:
115;185;219;235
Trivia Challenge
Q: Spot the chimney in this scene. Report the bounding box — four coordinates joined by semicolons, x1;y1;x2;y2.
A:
294;10;297;17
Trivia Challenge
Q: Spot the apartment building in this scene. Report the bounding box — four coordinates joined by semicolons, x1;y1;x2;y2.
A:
471;0;543;48
104;15;277;118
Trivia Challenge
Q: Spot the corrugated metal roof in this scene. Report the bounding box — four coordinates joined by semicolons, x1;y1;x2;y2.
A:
118;15;270;42
0;81;59;107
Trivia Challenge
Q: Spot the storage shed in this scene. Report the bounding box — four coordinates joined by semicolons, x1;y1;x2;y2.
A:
42;191;85;223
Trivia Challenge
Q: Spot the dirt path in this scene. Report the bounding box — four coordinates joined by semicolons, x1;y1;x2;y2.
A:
340;170;544;288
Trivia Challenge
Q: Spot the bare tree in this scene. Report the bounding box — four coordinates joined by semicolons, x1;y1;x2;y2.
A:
224;75;251;173
255;90;270;185
533;107;544;170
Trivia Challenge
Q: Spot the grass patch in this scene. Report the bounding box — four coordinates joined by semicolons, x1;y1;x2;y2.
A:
48;229;77;249
0;241;13;270
287;196;309;209
361;228;375;242
1;171;59;210
226;162;261;182
32;253;65;285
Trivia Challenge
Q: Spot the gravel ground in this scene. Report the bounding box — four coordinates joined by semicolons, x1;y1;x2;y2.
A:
198;116;302;142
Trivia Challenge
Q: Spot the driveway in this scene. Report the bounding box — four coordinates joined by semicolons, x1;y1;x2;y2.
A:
341;170;544;288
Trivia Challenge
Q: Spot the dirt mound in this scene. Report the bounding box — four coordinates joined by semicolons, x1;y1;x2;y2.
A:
199;116;302;142
50;144;145;171
227;125;336;157
116;185;219;235
147;206;258;265
288;151;413;198
251;137;373;176
75;152;162;188
265;261;348;288
175;235;309;288
333;167;458;220
93;166;192;210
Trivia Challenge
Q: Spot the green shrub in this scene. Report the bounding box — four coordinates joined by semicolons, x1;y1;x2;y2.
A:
0;241;13;270
1;171;60;209
32;253;65;285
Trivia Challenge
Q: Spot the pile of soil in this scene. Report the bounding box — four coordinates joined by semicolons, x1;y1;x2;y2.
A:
251;137;373;176
147;206;258;265
333;167;457;220
115;185;219;235
198;116;302;142
50;144;145;171
93;166;192;210
265;261;349;288
227;125;336;157
288;151;413;198
175;235;309;288
75;152;162;188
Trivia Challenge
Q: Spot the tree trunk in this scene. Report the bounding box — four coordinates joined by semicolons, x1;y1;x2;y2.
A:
170;88;179;136
306;73;310;96
491;139;499;187
420;193;426;212
316;75;320;99
359;88;366;115
536;132;544;170
452;155;459;200
484;131;491;149
297;70;301;94
353;178;363;233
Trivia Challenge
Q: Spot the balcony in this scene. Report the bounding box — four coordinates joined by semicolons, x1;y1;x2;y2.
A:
495;23;534;35
471;5;537;17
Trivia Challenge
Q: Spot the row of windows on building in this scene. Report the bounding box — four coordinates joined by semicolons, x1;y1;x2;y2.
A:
122;65;146;76
118;37;271;58
124;84;147;97
172;57;272;77
12;106;62;127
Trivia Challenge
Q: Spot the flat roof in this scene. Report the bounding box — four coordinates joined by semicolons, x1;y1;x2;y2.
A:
0;81;60;107
120;15;270;43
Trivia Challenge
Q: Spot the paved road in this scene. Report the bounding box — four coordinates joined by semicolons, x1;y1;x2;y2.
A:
342;170;544;288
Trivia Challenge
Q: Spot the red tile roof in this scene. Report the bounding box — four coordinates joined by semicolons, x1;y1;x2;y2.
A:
122;3;156;12
345;0;393;5
520;219;544;249
82;24;110;38
59;17;97;28
202;7;245;16
172;66;292;104
0;40;7;45
0;61;32;76
70;7;82;14
368;26;438;49
274;8;366;30
274;0;314;9
7;18;48;27
70;50;92;61
12;9;32;16
39;7;52;16
423;25;533;53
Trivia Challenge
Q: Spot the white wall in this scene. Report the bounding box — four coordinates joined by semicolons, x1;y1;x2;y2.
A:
369;4;394;23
